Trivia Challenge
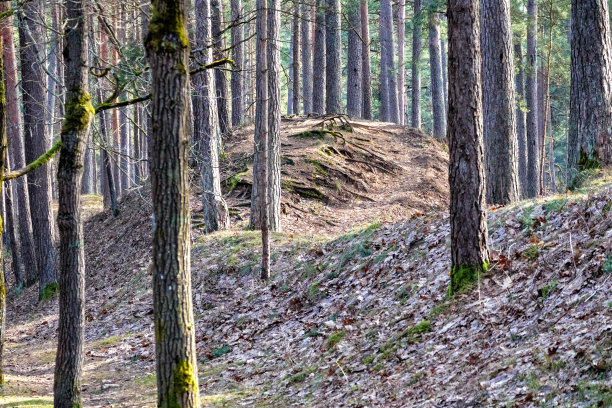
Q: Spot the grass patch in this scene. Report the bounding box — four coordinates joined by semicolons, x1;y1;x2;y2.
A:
285;367;317;384
211;345;232;359
538;280;558;300
543;197;568;213
523;244;540;261
325;330;346;349
381;321;431;352
307;282;327;303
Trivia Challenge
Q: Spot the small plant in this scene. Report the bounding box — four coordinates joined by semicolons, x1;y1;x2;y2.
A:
395;285;412;302
543;197;568;213
326;330;346;349
519;205;535;231
211;345;232;359
307;282;327;303
362;355;375;365
603;255;612;274
524;245;540;261
408;371;426;385
429;302;450;319
539;280;558;299
286;366;317;384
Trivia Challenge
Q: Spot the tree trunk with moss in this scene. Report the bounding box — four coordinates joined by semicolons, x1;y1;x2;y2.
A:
268;0;282;232
447;0;489;295
53;0;94;405
146;0;200;404
1;1;38;287
567;0;612;181
325;0;342;114
312;0;326;114
481;0;519;204
18;0;59;299
194;0;229;233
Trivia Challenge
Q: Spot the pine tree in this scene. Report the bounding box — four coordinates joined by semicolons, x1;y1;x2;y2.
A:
525;0;539;197
447;0;489;295
411;0;422;128
145;0;200;403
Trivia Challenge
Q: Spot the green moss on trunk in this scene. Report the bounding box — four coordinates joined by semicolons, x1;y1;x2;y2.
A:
146;3;189;53
62;90;94;133
448;262;489;296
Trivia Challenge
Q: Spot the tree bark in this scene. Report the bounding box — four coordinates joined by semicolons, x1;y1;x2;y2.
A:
380;0;398;122
411;0;422;128
301;1;313;114
255;0;270;279
145;0;200;404
514;35;528;197
0;29;8;385
567;0;612;180
53;0;94;404
428;10;446;139
525;0;539;197
211;0;230;135
194;0;229;233
18;0;59;298
447;0;489;295
5;179;24;291
287;40;294;115
230;0;244;126
325;0;342;114
360;0;372;120
397;0;405;124
268;0;282;232
346;0;362;117
292;3;301;115
480;0;519;204
312;0;326;114
1;1;38;287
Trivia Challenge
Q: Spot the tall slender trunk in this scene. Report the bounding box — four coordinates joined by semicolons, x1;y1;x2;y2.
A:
411;0;422;128
360;0;372;119
301;1;313;114
447;0;489;295
397;0;405;124
194;0;229;233
230;0;244;126
514;35;528;197
312;0;326;114
380;0;398;122
287;41;294;115
428;10;446;139
481;0;519;204
146;0;200;403
5;179;24;290
440;34;448;114
53;0;94;404
211;0;230;135
346;0;362;117
0;27;9;385
525;0;539;197
1;2;38;286
18;0;59;298
255;0;270;279
268;0;282;231
292;4;301;115
325;0;342;114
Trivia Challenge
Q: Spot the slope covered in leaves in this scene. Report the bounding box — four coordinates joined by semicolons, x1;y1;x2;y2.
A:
1;124;611;407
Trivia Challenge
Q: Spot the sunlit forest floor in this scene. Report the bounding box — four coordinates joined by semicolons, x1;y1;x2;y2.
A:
1;118;611;407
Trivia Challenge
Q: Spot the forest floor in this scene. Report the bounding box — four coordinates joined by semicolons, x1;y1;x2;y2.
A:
1;117;611;407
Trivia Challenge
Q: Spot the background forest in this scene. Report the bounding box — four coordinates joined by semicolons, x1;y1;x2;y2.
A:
0;0;611;406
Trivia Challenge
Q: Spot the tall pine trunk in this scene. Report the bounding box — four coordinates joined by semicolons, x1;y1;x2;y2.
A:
312;0;326;114
194;0;229;233
325;0;342;114
230;0;244;126
567;0;612;180
525;0;539;197
268;0;282;232
292;4;301;115
481;0;519;204
53;0;94;404
380;0;398;122
301;2;313;114
428;10;446;139
212;0;230;135
447;0;489;295
18;0;59;298
346;0;362;117
411;0;422;128
360;0;372;119
145;0;200;403
1;2;38;287
514;35;528;197
397;0;405;124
